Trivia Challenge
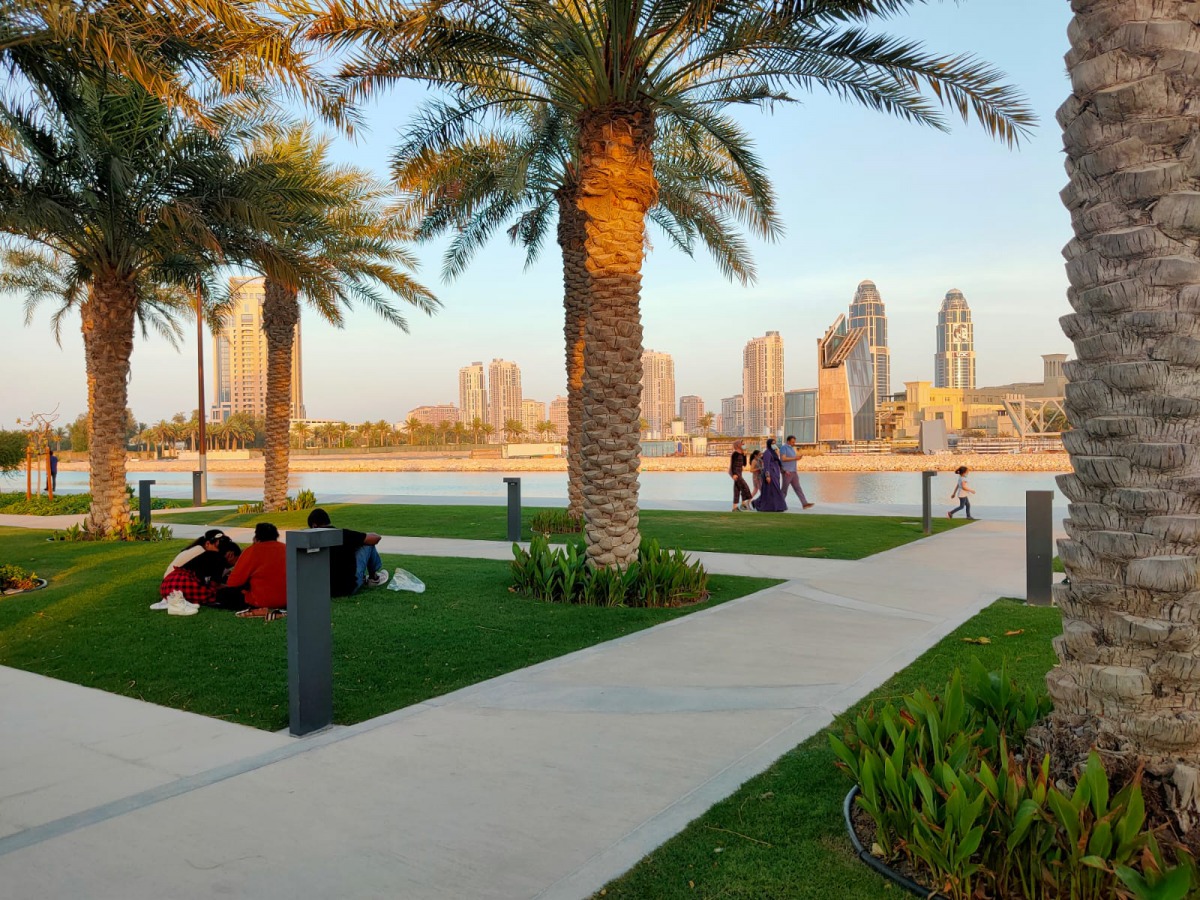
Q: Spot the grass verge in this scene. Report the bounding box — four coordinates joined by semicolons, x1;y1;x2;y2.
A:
597;597;1063;900
155;503;966;560
0;527;779;731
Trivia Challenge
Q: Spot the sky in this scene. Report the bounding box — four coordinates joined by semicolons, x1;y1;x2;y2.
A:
0;0;1076;429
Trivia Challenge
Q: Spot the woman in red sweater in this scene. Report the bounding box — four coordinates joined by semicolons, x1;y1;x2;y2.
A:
226;523;287;617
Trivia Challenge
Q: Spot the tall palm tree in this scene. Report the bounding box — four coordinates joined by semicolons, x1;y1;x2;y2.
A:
223;127;437;511
698;412;715;434
392;101;777;521
291;419;311;450
1044;0;1200;830
403;415;423;445
313;0;1034;566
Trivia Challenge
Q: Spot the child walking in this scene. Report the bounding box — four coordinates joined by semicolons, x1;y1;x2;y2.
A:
948;466;976;520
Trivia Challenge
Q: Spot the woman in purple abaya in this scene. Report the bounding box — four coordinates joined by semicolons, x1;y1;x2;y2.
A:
752;438;788;512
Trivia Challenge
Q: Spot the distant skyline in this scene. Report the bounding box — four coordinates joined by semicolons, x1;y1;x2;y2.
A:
0;0;1075;427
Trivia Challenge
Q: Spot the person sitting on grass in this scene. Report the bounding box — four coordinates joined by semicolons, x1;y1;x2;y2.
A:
154;529;228;610
306;507;388;597
225;523;287;619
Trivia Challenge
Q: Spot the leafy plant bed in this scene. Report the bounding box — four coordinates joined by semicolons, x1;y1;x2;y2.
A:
0;563;45;594
844;786;948;899
0;527;779;730
156;502;965;559
0;489;197;516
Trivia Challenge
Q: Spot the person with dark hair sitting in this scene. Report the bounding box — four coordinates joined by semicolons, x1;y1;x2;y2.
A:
155;529;228;612
306;507;388;597
225;523;288;618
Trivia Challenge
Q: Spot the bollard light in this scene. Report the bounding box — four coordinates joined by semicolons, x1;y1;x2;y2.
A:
138;479;156;525
1026;491;1054;606
503;477;522;542
191;470;203;507
921;471;937;535
286;527;342;736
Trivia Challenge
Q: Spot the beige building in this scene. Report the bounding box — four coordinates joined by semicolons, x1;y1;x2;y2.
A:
406;404;459;427
210;277;303;422
640;350;676;439
720;395;744;437
458;362;487;427
743;331;784;437
548;396;569;441
520;399;546;436
679;395;705;434
487;358;522;438
934;289;977;390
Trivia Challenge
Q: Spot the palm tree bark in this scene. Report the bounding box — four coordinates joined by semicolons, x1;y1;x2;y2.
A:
1049;0;1200;829
262;278;300;512
558;184;587;521
576;104;658;568
80;291;97;491
85;273;138;533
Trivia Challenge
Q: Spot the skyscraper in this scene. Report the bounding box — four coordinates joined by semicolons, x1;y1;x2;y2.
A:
743;331;784;436
640;350;676;438
488;358;522;438
847;279;891;405
548;396;569;441
210;277;303;422
458;362;487;426
679;395;704;434
934;289;977;389
817;314;875;443
720;395;744;437
520;398;546;436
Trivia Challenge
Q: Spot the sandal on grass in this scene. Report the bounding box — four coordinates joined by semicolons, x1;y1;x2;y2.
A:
236;608;286;621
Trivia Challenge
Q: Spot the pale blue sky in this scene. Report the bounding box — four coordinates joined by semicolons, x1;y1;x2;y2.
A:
0;0;1075;427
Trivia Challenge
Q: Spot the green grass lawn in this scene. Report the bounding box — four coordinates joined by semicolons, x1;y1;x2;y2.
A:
598;598;1063;900
155;503;966;560
0;528;779;731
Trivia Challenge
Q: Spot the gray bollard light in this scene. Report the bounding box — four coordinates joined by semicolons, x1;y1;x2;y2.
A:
922;470;937;535
1026;490;1054;606
192;470;203;507
286;527;342;736
138;479;156;525
503;477;522;542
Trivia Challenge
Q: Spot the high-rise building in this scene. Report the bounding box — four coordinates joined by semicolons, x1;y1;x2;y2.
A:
934;289;977;389
548;396;569;441
406;405;459;427
488;358;522;438
679;395;705;434
743;331;784;437
458;362;487;427
210;277;303;422
640;350;675;438
720;395;744;437
520;399;546;436
817;314;875;443
848;279;891;406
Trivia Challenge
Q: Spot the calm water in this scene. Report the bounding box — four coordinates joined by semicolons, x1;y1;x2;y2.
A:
47;468;1066;509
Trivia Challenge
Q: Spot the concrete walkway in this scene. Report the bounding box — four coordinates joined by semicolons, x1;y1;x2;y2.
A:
0;516;1044;899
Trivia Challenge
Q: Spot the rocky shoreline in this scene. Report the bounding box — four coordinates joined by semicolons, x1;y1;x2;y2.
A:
58;452;1072;474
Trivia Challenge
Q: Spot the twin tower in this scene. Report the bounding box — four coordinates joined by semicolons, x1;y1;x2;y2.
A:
847;280;976;404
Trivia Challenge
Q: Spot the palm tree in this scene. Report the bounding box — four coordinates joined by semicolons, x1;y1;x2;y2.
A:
451;421;467;446
698;412;715;435
536;421;556;441
468;417;485;444
316;422;337;449
222;128;437;511
402;415;423;445
314;0;1034;567
480;422;495;445
503;419;526;442
1042;1;1200;830
291;420;311;450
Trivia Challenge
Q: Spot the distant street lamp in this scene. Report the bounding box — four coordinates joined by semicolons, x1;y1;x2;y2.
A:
196;287;208;504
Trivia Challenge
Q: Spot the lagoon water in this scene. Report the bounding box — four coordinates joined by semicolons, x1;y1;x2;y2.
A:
48;468;1066;509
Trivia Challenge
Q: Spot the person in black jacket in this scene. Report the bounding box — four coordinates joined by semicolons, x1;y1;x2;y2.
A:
729;440;753;511
307;508;389;596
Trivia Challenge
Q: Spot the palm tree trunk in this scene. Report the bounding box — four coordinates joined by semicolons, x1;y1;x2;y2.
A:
1047;0;1200;830
85;273;138;533
262;278;299;512
558;184;588;521
80;293;97;492
575;104;658;568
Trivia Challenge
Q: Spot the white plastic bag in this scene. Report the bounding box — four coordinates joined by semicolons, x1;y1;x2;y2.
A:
387;568;426;593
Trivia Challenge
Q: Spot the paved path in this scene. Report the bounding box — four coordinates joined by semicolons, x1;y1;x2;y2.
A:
0;515;1048;899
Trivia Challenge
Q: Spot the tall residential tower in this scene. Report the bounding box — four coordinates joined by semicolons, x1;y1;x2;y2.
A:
934;289;976;389
743;331;784;436
640;350;676;438
458;362;487;426
847;279;890;405
487;358;523;437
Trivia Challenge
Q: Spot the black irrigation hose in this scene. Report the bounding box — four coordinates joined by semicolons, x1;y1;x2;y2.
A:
843;786;950;900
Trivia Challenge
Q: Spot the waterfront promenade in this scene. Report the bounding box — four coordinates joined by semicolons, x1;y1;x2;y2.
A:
0;506;1054;899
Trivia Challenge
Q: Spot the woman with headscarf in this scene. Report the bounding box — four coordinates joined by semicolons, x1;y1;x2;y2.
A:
752;438;789;512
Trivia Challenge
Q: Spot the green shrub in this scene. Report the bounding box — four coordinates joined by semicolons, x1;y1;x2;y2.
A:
511;536;708;608
238;501;264;514
0;490;192;516
0;431;27;473
50;520;173;543
530;508;583;535
285;489;317;511
0;563;39;591
831;661;1195;900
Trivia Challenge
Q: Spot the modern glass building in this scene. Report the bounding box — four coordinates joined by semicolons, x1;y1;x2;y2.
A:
847;279;890;406
934;289;976;389
816;315;876;443
783;389;818;445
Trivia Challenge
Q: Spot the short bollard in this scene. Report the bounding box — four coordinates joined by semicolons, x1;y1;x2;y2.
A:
191;470;203;507
286;527;342;736
503;477;522;542
138;479;156;525
921;470;937;535
1026;490;1054;606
